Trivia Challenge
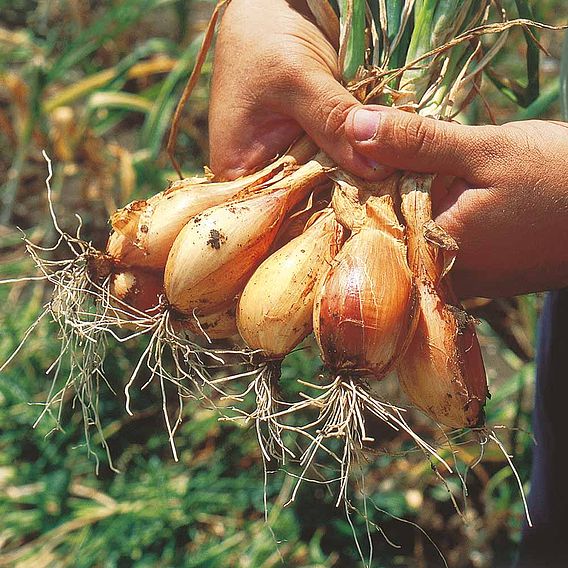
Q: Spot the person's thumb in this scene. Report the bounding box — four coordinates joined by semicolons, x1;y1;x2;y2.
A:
345;105;498;182
209;63;389;181
276;74;392;178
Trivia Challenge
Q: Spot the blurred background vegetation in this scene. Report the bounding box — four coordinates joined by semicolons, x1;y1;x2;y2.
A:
0;1;567;566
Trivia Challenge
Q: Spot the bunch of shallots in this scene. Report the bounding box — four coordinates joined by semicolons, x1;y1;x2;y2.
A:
12;0;550;533
87;2;507;476
103;131;488;433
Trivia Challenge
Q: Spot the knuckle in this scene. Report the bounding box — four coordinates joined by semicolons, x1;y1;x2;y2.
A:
318;92;354;139
270;64;356;141
479;126;514;160
505;123;547;166
403;117;439;154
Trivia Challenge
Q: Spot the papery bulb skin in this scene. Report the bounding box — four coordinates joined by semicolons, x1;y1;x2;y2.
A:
314;195;417;378
270;192;330;252
238;209;344;358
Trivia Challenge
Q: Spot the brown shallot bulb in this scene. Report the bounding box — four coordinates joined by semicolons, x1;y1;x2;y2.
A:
314;194;417;378
164;156;330;317
396;174;488;428
238;209;344;358
107;179;246;270
107;137;317;270
109;268;164;320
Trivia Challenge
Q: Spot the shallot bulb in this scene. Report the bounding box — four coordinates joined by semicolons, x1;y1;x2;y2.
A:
107;137;317;270
238;209;344;358
109;268;164;321
165;157;330;316
396;174;488;428
314;195;417;378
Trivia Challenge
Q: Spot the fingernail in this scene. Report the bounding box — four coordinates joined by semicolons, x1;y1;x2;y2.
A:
351;108;381;142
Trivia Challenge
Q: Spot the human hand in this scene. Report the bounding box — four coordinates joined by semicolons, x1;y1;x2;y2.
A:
344;107;568;298
209;0;379;180
209;0;568;298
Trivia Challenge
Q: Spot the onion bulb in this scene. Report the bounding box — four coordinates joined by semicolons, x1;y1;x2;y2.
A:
107;180;247;270
107;137;317;270
396;174;488;428
314;194;417;378
238;209;344;357
109;268;163;319
165;157;330;316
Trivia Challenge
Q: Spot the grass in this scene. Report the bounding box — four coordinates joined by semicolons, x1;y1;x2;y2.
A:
0;1;566;566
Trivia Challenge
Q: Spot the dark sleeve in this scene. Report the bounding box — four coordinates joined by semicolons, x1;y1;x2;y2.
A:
516;288;568;568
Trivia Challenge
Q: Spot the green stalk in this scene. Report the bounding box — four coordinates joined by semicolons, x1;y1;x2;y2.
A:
46;0;163;82
386;0;413;72
44;38;174;113
386;0;404;34
420;40;470;115
487;0;541;107
397;0;438;102
421;1;486;115
561;30;568;120
141;35;202;160
339;0;366;81
405;0;438;65
431;0;473;46
403;0;487;109
514;0;540;105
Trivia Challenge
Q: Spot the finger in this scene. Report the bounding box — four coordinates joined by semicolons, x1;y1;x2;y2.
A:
434;179;510;297
433;178;476;244
208;100;303;180
345;105;504;183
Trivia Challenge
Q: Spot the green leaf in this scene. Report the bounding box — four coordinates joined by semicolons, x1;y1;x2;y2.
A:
339;0;366;81
561;30;568;120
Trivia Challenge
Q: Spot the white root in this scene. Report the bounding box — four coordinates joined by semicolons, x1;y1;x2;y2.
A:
0;152;254;467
